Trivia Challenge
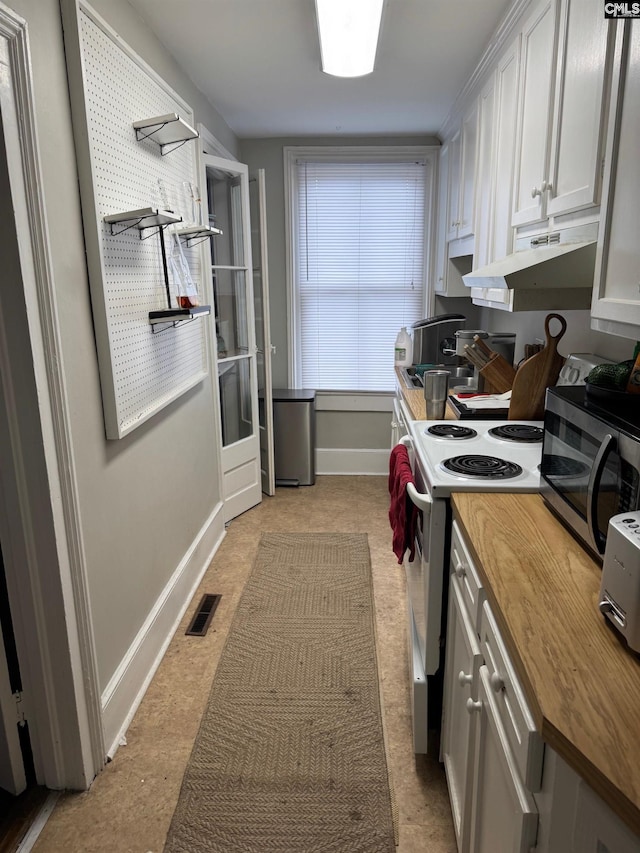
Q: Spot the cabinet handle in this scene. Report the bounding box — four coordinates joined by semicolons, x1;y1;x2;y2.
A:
454;562;466;578
543;180;552;194
466;698;482;714
458;670;473;687
489;672;505;693
531;185;542;198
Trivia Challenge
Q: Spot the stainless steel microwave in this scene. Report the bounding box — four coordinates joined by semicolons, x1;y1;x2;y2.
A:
541;386;640;562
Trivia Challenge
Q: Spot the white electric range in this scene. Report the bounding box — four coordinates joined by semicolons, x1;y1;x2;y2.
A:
400;419;543;753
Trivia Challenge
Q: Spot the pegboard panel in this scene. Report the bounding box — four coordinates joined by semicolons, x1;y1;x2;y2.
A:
74;5;209;438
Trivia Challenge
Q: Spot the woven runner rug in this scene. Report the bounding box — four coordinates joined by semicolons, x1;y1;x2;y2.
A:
164;532;396;853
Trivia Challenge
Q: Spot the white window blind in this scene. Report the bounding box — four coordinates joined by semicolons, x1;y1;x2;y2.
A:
291;156;426;392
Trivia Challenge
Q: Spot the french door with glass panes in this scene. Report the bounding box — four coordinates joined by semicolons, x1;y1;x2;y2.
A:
201;154;263;521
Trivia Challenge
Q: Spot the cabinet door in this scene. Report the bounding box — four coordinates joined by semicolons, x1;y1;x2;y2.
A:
546;0;613;217
572;776;640;853
591;20;640;338
447;128;462;242
458;101;479;239
434;142;450;295
468;667;539;853
442;577;482;852
512;0;559;227
473;74;496;270
490;37;520;264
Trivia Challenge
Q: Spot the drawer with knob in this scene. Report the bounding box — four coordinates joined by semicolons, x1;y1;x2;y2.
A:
479;600;544;792
451;520;486;633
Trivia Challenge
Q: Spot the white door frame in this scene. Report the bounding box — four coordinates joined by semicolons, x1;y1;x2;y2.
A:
0;2;103;790
250;169;275;496
199;149;262;521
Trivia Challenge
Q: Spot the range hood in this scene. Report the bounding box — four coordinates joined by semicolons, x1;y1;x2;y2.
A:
462;227;597;299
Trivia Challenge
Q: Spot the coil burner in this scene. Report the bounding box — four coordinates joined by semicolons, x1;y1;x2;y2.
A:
441;454;523;479
426;424;478;440
488;424;544;443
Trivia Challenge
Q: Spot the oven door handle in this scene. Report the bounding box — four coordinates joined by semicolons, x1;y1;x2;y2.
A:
399;436;433;513
407;482;432;513
587;432;615;556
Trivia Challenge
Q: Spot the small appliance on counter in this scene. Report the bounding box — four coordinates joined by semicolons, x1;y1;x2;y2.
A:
410;313;466;368
541;385;640;562
557;353;614;386
599;511;640;653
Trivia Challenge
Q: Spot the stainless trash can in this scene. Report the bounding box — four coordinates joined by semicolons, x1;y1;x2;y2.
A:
272;389;316;486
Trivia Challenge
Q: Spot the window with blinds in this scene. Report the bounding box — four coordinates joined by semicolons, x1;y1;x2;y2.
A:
288;151;429;392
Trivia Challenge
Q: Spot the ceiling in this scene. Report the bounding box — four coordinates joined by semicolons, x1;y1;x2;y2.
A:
128;0;513;139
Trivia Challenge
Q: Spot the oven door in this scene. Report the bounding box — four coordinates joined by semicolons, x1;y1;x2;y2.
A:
400;437;448;752
404;468;447;677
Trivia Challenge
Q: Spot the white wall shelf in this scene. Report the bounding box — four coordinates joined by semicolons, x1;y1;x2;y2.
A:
148;305;211;333
103;207;181;238
176;224;223;247
132;113;199;155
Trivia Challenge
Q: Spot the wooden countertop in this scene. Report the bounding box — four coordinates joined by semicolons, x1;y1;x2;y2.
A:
395;367;455;420
451;492;640;837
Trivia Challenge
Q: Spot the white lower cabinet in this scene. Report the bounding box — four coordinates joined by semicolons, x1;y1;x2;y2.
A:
468;667;539;853
534;747;640;853
443;521;542;853
444;521;640;853
442;578;482;849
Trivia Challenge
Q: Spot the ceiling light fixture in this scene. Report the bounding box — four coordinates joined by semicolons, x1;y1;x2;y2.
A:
315;0;384;78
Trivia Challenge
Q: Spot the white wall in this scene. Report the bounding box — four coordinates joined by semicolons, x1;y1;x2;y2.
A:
478;307;633;365
7;0;237;722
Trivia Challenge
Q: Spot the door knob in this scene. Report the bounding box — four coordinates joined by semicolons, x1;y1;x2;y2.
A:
458;670;473;687
466;698;482;714
531;185;542;198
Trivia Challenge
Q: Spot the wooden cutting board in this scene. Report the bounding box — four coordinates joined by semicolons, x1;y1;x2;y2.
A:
509;313;567;420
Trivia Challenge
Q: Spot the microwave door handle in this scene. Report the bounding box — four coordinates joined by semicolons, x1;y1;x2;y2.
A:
587;433;615;556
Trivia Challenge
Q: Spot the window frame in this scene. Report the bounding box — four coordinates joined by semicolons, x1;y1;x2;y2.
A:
283;145;438;390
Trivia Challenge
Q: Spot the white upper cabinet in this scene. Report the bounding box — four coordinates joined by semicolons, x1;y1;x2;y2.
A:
459;101;479;240
446;127;462;243
546;0;613;217
512;0;612;228
511;0;559;227
447;101;479;243
489;37;520;263
469;38;520;309
434;142;450;294
472;73;497;271
591;20;640;339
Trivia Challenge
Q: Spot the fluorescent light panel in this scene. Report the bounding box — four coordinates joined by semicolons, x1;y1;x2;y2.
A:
315;0;384;78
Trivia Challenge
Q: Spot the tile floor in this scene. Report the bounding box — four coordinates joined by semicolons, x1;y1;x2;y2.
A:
31;476;456;853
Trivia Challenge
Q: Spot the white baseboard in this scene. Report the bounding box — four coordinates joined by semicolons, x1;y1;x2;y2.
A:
101;501;226;758
316;448;390;475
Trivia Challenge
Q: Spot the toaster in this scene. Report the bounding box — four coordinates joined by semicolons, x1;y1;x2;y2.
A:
599;511;640;653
